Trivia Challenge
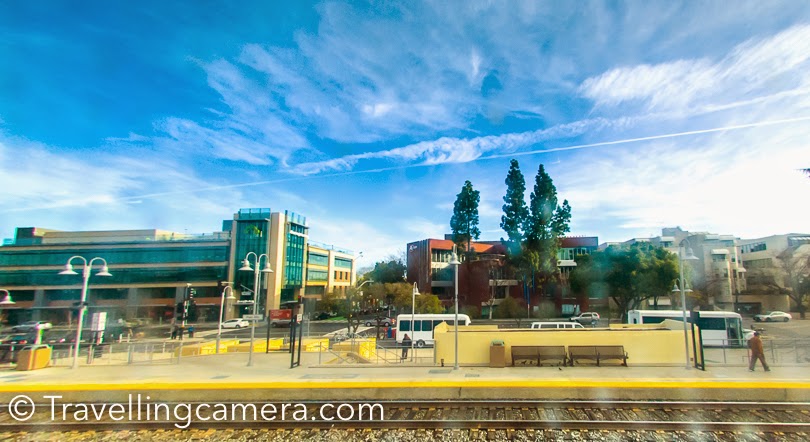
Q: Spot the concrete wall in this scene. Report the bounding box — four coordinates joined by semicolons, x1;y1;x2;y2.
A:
434;323;694;366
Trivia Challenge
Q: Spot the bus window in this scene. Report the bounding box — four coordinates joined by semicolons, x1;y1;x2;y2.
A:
399;320;411;332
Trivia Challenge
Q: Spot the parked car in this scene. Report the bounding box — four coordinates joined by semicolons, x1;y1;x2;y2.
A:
2;334;34;346
754;311;792;322
221;319;249;329
569;312;600;325
11;321;53;333
364;317;394;327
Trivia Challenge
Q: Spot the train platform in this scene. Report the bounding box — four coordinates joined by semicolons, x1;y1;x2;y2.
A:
1;351;809;404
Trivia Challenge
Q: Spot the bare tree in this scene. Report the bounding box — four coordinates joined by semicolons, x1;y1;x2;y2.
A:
771;247;810;319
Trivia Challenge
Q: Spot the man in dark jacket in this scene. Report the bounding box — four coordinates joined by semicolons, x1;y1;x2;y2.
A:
748;332;770;372
401;334;411;361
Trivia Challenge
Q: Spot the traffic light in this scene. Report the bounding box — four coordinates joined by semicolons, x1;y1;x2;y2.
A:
188;288;196;299
176;302;185;316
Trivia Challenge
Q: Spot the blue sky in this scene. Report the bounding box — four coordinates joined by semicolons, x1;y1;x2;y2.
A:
1;1;809;265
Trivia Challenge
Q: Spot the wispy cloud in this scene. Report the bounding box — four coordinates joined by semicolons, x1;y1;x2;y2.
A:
579;24;810;113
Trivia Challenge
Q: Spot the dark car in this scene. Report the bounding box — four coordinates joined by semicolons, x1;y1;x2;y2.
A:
2;334;34;346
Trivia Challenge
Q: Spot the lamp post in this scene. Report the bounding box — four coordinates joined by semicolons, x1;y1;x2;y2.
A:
449;245;461;370
216;283;236;354
674;240;699;369
411;282;419;361
0;289;15;328
239;252;273;367
59;256;112;369
0;289;14;306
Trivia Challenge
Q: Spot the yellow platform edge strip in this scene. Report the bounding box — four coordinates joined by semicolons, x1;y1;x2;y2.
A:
3;379;810;392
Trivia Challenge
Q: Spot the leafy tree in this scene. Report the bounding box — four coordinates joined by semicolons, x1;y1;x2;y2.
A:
524;164;571;294
493;295;527;326
461;305;481;319
571;243;679;322
366;258;406;284
450;180;481;252
500;159;528;254
416;294;443;314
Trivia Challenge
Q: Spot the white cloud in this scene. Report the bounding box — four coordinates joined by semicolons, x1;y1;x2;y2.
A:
579;24;810;114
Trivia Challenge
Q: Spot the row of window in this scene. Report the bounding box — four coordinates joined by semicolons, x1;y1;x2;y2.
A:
741;242;767;254
743;258;773;269
0;247;228;266
557;247;592;261
335;270;350;282
0;266;228;286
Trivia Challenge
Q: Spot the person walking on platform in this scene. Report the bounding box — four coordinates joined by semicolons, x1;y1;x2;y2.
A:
748;331;770;372
401;334;411;361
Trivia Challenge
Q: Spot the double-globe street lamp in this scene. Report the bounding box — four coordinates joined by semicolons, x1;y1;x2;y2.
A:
239;252;273;367
59;256;112;369
673;239;699;369
216;283;236;354
449;245;461;370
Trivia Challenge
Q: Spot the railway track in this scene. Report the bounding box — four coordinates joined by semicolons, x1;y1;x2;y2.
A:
1;400;808;434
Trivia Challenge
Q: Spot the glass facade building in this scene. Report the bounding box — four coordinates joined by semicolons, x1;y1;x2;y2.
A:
0;209;357;326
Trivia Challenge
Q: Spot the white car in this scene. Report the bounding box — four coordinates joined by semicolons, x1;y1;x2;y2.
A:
754;311;792;322
12;321;53;333
221;319;249;329
569;312;600;325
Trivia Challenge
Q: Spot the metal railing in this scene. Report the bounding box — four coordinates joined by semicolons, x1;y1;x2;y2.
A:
703;338;810;366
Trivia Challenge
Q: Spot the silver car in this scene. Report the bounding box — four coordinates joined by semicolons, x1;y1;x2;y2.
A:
754;311;792;322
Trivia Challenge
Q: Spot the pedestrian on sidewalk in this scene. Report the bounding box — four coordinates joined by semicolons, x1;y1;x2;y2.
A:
170;326;177;340
748;331;770;372
188;325;194;338
401;334;411;361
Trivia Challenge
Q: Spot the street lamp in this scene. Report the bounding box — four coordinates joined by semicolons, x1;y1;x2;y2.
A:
449;245;461;370
0;289;15;329
239;252;273;367
411;282;419;361
59;256;112;369
674;240;699;369
0;289;14;306
216;283;236;354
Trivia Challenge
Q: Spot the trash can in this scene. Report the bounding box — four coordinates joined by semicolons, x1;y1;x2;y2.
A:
490;340;505;368
16;345;52;371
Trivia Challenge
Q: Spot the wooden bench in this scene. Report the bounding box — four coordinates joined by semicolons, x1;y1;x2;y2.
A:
568;345;628;366
510;346;567;366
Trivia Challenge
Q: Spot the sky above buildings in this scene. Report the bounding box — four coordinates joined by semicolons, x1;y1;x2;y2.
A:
1;1;809;265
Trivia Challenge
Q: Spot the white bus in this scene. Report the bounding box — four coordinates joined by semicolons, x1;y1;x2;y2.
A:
395;314;472;348
627;310;750;347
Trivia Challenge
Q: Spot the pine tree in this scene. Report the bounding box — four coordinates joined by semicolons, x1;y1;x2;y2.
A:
500;159;528;255
525;164;571;292
450;180;481;252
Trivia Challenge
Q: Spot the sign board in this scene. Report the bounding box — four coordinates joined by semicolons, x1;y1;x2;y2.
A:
243;314;264;321
296;314;303;322
235;300;255;305
91;312;107;332
270;309;292;321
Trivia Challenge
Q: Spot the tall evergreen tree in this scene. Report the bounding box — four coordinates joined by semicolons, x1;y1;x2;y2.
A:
450;180;481;252
525;164;571;292
500;159;528;255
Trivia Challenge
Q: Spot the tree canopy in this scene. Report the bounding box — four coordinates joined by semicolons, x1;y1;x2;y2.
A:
500;159;528;254
570;243;679;321
366;258;406;284
450;180;481;252
499;161;571;296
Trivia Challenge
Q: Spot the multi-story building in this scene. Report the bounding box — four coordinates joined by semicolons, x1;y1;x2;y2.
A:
304;241;357;299
738;234;810;314
406;235;598;316
0;209;357;326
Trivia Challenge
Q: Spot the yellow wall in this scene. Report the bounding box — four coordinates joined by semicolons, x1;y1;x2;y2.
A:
433;322;695;366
